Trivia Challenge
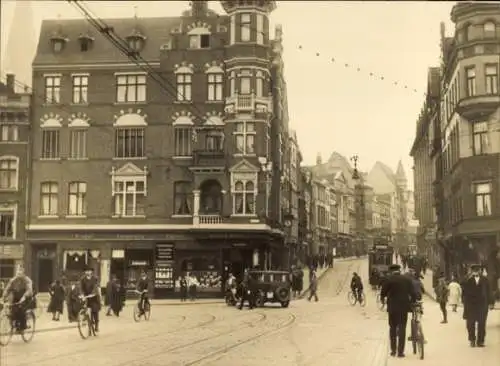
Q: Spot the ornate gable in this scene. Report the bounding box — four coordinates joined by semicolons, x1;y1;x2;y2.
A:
111;163;148;177
229;159;259;173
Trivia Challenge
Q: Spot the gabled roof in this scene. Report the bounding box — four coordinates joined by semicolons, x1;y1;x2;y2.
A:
370;161;396;185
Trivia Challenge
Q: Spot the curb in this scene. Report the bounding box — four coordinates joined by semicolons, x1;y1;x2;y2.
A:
369;332;388;366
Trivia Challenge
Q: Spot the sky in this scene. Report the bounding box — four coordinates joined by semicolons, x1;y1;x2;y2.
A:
0;1;457;189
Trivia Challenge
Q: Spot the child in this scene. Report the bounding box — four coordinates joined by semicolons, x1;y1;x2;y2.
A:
308;273;319;302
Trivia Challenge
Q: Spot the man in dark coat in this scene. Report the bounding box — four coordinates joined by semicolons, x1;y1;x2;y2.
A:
381;264;417;358
238;272;256;310
462;264;493;347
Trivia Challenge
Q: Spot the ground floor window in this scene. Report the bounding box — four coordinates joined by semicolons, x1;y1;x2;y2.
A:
63;250;101;281
179;254;221;292
0;259;15;288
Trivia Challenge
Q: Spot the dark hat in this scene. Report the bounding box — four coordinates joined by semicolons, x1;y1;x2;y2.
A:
389;264;401;272
84;265;94;272
470;264;481;271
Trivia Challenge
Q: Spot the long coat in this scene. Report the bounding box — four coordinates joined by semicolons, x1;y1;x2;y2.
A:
461;275;492;320
48;282;65;313
447;281;461;306
381;273;417;314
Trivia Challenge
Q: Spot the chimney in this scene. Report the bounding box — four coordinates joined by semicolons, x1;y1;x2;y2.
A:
191;1;208;18
6;74;15;92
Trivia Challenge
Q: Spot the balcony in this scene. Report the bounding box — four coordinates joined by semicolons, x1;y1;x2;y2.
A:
198;214;223;224
225;93;272;114
456;95;500;119
192;149;226;168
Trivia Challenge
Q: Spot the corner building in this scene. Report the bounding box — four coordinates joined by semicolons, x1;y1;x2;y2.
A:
26;0;289;297
438;3;500;287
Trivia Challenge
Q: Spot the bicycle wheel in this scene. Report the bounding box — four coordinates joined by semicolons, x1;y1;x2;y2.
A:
359;293;366;307
411;320;417;354
347;291;356;306
21;311;35;343
77;311;90;340
144;302;151;321
0;315;13;346
133;304;142;322
417;323;425;360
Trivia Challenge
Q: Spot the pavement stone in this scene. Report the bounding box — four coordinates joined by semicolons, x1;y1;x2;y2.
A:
385;296;499;366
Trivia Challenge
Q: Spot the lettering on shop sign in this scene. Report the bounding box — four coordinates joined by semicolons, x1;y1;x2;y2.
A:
156;243;175;261
73;234;94;239
117;234;145;240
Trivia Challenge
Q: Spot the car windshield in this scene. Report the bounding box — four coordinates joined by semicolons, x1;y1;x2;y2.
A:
251;272;288;283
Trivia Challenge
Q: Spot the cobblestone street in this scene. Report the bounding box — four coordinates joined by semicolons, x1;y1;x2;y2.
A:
4;259;390;366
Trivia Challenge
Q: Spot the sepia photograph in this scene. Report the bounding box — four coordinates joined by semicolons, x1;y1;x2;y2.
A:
0;0;498;365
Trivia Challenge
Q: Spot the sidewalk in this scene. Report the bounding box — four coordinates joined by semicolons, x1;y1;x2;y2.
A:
386;297;499;365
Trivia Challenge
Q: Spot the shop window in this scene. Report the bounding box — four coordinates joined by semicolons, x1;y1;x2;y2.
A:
180;255;221;292
0;259;15;284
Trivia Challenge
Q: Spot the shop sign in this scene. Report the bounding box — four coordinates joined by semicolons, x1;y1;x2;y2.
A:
156;243;175;261
130;260;148;266
0;244;23;258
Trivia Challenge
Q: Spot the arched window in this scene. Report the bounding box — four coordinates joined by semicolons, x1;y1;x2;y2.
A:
484;21;496;37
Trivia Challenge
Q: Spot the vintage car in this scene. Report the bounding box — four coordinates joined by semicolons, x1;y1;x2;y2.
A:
249;270;291;308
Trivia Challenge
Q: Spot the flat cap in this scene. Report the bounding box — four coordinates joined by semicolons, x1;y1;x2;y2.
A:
470;264;482;271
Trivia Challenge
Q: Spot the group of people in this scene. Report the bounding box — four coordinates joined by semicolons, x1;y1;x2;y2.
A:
175;273;199;302
380;262;495;359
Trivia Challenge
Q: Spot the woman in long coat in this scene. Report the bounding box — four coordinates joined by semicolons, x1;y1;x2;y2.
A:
448;276;462;312
48;280;65;321
110;281;125;316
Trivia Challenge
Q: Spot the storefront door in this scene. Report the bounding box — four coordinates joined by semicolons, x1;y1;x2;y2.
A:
38;258;54;292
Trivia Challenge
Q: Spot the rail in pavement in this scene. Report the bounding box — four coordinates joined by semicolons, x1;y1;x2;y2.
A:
384;296;499;365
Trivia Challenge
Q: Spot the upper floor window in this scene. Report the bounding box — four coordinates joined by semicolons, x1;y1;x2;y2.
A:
116;74;146;103
126;33;146;53
484;22;496;37
115;128;144;158
256;14;264;45
173;181;192;215
40;182;59;216
72;75;88;104
68;182;87;216
229;72;236;96
240;75;251;95
0;125;18;142
465;67;476;97
0;206;15;239
113;179;146;217
240;13;251;42
485;64;498;94
70;129;87;159
78;34;94;52
234;122;255;155
472;121;488;155
174;127;192;157
256;71;264;97
207;73;223;101
233;180;255;215
465;24;473;41
176;74;192;101
0;157;18;190
45;75;61;104
41;130;60;159
474;182;492;216
189;34;210;49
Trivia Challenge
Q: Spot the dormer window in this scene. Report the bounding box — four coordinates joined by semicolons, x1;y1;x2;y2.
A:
189;34;210;49
50;35;68;53
126;32;146;53
484;22;496;38
78;34;94;52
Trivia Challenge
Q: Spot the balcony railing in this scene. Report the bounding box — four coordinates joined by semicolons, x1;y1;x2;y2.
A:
193;149;226;167
198;215;223;224
225;93;272;114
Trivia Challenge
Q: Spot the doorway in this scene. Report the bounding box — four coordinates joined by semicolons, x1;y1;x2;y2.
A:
38;258;54;292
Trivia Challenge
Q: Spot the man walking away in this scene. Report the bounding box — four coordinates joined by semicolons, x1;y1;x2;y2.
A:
238;273;255;310
381;264;417;358
435;273;449;323
462;264;493;347
308;272;319;302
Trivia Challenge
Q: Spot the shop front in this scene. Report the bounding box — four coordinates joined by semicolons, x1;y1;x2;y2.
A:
0;243;24;286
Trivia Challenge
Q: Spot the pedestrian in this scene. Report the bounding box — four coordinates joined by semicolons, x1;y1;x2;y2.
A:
448;275;462;312
380;264;417;358
462;264;493;347
308;272;319;302
105;275;117;316
435;273;449;323
47;279;65;321
187;273;198;301
179;274;188;302
111;280;125;316
67;281;81;322
238;272;255;310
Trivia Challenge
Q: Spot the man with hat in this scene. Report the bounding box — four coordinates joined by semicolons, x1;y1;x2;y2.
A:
461;264;493;347
79;265;101;332
380;263;417;358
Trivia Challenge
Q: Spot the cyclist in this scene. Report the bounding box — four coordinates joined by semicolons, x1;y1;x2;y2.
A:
79;265;101;332
350;272;364;303
1;265;33;332
135;271;150;316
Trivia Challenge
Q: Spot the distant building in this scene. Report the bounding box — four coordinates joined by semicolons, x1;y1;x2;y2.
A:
0;74;31;282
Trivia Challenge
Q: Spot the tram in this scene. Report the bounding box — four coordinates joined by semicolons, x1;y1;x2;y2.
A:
368;237;394;288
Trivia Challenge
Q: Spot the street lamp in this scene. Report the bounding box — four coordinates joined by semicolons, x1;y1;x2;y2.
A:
283;213;294;270
350;154;365;256
258;157;273;219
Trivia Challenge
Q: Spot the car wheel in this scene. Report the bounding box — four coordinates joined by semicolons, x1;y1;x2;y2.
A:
276;287;290;302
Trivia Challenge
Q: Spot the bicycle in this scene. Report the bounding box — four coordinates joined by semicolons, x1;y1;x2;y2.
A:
77;295;98;340
133;290;151;322
410;301;425;360
0;300;36;346
347;289;366;307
